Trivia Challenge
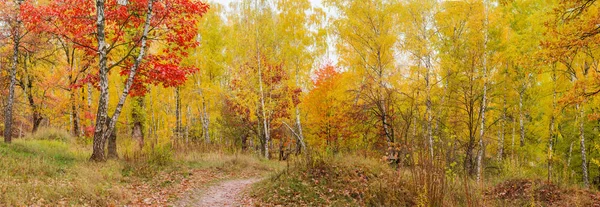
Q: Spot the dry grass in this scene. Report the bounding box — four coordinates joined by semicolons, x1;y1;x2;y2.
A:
0;129;282;206
0;139;127;206
250;152;600;207
251;154;415;206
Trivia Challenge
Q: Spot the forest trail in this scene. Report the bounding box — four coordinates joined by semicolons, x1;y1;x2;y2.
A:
173;177;262;207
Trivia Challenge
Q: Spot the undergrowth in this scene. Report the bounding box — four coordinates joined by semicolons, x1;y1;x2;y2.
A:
251;154;415;206
251;152;600;207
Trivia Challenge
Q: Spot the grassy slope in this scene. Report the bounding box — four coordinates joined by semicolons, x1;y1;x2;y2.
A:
251;155;415;207
0;133;281;206
251;154;600;207
0;139;124;206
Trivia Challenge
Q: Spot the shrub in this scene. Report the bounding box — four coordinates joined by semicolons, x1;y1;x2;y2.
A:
146;143;174;167
122;143;174;178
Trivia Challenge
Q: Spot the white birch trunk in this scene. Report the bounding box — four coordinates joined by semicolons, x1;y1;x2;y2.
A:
255;0;270;159
175;87;181;139
425;55;434;158
294;65;306;152
477;0;489;182
511;111;517;165
4;0;23;143
498;97;506;161
577;103;589;187
548;68;557;181
519;88;525;147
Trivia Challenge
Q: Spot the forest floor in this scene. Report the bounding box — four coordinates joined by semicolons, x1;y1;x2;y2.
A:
0;130;283;206
250;154;600;207
3;129;600;206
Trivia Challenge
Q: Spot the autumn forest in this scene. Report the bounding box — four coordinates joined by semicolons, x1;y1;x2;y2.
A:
1;0;600;206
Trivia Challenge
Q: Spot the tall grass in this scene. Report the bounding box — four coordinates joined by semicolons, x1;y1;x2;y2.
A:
408;153;447;206
25;127;75;142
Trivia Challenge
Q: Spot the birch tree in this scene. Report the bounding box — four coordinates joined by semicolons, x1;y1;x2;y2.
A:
3;0;24;143
400;0;438;158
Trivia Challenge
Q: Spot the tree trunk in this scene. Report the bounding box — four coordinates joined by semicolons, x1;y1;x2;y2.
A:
87;83;93;128
567;141;574;180
258;122;264;156
32;112;43;133
381;101;393;143
149;92;155;139
282;121;305;155
465;133;476;177
18;121;22;138
27;86;43;133
413;113;418;141
279;138;284;161
241;133;248;152
131;96;145;150
476;84;487;182
199;89;210;143
186;105;191;143
548;67;557;182
4;0;23;143
80;87;86;136
21;60;43;133
193;74;211;144
380;80;394;161
379;73;394;146
107;125;118;159
425;59;434;158
90;0;110;161
577;103;589;187
512;113;516;162
476;62;488;182
175;87;181;139
519;88;525;147
498;97;506;161
71;90;81;137
294;66;306;153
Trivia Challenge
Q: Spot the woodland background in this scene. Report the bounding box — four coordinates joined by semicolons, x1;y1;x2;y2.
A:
2;0;600;206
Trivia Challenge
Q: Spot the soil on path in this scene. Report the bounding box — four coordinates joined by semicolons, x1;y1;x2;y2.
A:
172;177;262;207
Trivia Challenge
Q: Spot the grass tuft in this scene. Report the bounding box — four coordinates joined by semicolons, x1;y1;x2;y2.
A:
25;128;75;143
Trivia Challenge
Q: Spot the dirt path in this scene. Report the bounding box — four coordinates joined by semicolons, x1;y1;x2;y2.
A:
172;178;261;207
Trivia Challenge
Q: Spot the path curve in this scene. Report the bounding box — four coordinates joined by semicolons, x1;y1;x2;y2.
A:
173;178;261;207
